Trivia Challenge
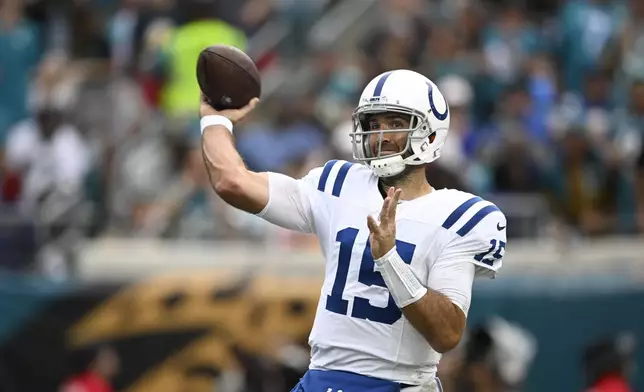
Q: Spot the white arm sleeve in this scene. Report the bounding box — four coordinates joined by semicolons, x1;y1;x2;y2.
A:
427;252;476;316
428;209;507;316
255;169;321;233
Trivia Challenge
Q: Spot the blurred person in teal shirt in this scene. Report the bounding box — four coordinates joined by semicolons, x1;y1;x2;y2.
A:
610;80;644;232
601;0;644;107
420;23;479;82
637;144;644;232
477;1;543;125
542;125;620;236
557;0;625;93
0;0;41;147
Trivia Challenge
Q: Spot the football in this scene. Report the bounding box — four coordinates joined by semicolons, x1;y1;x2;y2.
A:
196;45;262;110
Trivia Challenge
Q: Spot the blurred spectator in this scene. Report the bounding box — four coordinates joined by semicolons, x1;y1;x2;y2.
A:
602;0;644;107
238;0;273;34
613;81;644;167
60;346;119;392
477;1;542;124
109;111;173;232
4;54;90;212
68;0;110;59
278;0;332;58
107;0;146;75
421;23;478;82
237;98;326;173
443;317;537;392
483;2;541;85
360;0;428;80
492;137;543;194
484;80;545;192
3;0;644;248
637;145;644;232
108;0;174;77
557;0;625;93
542;126;618;236
582;333;637;392
616;0;644;81
159;0;247;118
136;135;232;239
432;75;480;192
452;2;485;51
0;0;41;145
137;17;174;106
2;53;93;277
554;70;613;141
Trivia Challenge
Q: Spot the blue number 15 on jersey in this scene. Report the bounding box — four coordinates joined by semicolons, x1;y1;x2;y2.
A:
325;227;417;325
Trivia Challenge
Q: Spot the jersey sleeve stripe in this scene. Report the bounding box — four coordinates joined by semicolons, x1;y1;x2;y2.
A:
317;159;337;192
456;205;501;237
442;196;483;229
331;162;354;197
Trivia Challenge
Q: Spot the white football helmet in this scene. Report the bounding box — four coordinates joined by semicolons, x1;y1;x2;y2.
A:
350;69;450;177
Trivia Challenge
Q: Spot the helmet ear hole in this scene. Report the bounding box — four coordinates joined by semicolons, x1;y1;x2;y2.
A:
429;133;436;143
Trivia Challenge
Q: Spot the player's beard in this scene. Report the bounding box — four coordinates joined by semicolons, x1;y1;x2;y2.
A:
379;163;417;188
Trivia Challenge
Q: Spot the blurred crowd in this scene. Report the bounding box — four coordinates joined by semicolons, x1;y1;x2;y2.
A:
2;0;644;272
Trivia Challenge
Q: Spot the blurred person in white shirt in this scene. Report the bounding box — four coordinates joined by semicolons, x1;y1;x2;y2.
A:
436;75;473;173
4;54;91;212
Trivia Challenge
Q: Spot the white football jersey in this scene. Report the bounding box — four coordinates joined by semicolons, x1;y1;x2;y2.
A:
257;160;506;385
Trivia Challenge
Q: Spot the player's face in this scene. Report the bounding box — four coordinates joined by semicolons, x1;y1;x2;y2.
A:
367;113;411;157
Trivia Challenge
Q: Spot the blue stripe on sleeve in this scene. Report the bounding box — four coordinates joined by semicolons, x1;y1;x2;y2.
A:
456;205;501;237
331;162;354;197
442;196;483;229
317;160;337;192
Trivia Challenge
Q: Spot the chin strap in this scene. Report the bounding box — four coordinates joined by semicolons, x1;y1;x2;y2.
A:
370;155;406;178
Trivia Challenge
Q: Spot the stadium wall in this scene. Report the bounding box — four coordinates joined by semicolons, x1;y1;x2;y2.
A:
0;238;641;391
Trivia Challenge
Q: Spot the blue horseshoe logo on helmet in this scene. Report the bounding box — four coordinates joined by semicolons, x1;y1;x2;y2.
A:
427;82;449;120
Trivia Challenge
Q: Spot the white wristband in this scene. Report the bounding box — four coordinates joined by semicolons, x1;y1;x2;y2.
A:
201;115;233;134
375;247;428;308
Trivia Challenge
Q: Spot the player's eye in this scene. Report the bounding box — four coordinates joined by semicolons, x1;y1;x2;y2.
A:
390;120;405;129
370;123;381;130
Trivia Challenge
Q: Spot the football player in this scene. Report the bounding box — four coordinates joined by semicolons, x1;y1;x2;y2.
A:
199;69;507;392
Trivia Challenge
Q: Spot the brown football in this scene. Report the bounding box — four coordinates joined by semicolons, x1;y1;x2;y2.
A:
196;45;261;110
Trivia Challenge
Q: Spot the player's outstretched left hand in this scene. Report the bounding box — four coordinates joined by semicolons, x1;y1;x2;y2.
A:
367;187;402;260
